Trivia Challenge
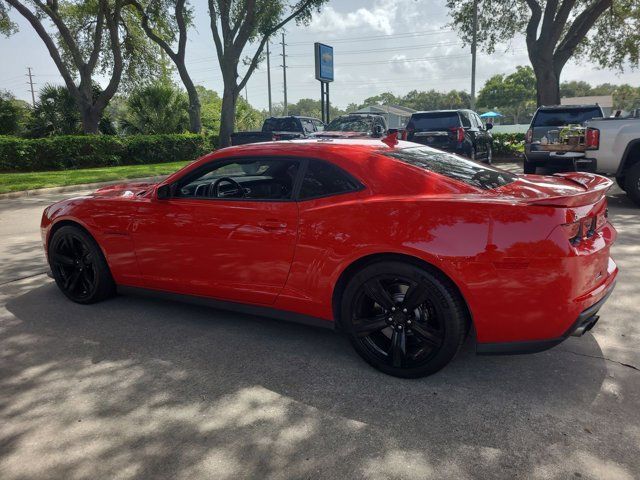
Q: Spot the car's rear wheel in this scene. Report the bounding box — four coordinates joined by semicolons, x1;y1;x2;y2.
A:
624;162;640;206
49;225;115;304
341;261;467;378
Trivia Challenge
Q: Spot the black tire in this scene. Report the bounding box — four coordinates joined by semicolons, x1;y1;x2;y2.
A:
615;176;626;191
341;261;468;378
523;159;536;174
48;225;115;304
469;146;477;162
624;162;640;206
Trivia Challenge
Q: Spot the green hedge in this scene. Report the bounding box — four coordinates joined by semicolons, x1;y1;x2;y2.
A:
0;134;217;172
491;132;525;157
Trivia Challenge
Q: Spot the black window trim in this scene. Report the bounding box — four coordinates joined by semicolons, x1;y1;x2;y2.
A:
165;155;365;203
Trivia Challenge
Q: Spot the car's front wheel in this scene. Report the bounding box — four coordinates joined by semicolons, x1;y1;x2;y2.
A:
523;159;536;174
341;261;468;378
49;225;115;304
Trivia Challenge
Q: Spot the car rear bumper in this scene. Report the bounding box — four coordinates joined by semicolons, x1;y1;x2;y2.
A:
525;149;597;171
477;258;617;355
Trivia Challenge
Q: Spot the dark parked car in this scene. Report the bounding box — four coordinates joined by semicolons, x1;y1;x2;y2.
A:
524;104;604;173
230;116;324;146
313;113;388;139
406;110;493;163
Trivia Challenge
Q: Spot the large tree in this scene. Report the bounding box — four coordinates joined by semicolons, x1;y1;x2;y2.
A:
208;0;328;147
1;0;156;133
447;0;640;106
128;0;202;133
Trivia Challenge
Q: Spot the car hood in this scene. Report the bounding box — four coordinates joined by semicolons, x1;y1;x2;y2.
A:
495;172;612;207
93;181;157;198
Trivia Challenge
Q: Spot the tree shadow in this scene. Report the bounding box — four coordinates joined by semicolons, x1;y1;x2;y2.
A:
2;281;638;479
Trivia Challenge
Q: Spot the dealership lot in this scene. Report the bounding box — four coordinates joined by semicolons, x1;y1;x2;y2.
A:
1;164;639;479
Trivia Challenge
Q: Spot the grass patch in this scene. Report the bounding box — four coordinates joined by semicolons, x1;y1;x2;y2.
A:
0;161;190;194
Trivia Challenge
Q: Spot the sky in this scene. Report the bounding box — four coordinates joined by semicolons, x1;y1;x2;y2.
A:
1;0;639;111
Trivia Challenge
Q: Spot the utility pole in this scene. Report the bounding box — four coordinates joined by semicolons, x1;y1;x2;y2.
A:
470;0;478;110
266;40;273;116
26;67;36;106
245;85;248;102
280;32;288;116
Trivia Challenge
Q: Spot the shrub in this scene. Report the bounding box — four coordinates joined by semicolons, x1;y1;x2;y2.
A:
491;132;525;157
0;134;213;172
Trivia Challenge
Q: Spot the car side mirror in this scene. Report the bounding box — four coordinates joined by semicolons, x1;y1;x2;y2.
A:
156;184;172;200
486;123;493;130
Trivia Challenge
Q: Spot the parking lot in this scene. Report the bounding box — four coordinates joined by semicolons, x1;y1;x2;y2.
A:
1;162;639;480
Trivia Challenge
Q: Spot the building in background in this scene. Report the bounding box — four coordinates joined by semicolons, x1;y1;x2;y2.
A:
561;95;613;117
354;105;415;128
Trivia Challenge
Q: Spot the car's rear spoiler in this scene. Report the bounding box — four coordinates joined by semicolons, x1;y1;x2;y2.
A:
524;172;613;207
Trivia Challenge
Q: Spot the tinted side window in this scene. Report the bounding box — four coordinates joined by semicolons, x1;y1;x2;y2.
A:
299;160;361;200
459;112;472;128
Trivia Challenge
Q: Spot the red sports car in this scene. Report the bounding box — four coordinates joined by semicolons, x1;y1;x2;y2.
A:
41;138;617;377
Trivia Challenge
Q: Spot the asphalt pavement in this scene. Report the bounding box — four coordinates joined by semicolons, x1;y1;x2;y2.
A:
1;166;639;480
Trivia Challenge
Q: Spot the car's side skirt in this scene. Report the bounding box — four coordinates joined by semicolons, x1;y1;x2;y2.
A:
117;285;336;331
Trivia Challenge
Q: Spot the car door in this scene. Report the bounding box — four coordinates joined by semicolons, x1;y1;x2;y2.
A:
473;113;491;158
131;156;301;305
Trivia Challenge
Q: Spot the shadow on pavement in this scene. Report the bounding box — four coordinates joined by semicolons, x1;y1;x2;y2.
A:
2;281;638;480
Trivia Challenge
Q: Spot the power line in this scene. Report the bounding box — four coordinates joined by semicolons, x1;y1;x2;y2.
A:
287;28;455;45
286;41;461;57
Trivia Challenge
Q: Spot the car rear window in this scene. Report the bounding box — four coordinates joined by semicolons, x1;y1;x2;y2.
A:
326;116;372;132
384;146;516;190
263;118;300;132
532;107;602;127
408;112;460;131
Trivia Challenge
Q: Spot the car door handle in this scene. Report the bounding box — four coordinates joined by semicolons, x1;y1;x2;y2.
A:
259;220;287;230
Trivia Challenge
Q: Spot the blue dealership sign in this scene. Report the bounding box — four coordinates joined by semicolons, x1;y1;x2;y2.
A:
315;43;334;83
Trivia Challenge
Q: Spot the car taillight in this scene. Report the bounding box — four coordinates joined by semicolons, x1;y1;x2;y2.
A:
449;127;465;143
525;128;533;143
586;128;600;150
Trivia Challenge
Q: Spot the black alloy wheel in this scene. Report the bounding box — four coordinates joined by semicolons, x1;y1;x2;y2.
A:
342;261;467;378
49;225;115;304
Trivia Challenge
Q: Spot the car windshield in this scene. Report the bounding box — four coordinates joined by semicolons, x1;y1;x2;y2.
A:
326;116;372;132
263;118;299;132
384;146;516;190
408;112;460;131
533;108;602;127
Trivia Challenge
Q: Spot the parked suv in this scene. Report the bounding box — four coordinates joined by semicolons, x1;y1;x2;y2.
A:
406;110;493;163
524;104;604;173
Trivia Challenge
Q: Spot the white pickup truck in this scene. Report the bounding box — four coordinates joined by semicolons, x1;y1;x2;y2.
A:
569;116;640;206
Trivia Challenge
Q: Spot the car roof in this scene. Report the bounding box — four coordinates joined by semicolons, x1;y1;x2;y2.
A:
412;110;466;115
537;104;601;110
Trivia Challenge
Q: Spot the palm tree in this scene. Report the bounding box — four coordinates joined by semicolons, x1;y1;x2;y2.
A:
30;84;80;137
121;83;190;134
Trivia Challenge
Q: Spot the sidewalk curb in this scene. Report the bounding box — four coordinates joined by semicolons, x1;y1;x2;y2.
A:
0;175;167;200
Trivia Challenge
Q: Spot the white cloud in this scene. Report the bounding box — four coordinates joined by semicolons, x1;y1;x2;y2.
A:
309;4;397;35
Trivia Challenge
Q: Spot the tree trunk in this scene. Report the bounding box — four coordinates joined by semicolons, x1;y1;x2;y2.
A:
80;104;101;134
176;63;202;133
219;83;238;148
531;54;561;107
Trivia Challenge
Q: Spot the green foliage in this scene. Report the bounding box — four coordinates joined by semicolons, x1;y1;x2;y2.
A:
197;86;223;134
491;133;525;157
0;91;30;135
235;96;264;131
0;134;212;172
270;98;345;120
121;83;190;134
477;66;536;123
29;85;81;137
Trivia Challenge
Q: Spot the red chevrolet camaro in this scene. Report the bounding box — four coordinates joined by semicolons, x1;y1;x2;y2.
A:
41;138;617;377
